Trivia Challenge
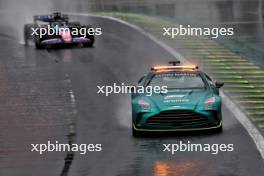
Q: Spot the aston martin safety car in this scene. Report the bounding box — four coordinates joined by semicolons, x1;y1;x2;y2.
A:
131;61;224;136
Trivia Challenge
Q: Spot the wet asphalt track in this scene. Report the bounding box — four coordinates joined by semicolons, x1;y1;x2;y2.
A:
0;16;264;176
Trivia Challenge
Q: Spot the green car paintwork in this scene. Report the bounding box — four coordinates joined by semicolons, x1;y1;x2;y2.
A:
131;69;223;136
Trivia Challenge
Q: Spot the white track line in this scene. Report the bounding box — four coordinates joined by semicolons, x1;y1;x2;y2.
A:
66;12;264;159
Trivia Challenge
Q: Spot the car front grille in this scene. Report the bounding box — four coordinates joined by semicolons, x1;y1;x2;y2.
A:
146;110;209;126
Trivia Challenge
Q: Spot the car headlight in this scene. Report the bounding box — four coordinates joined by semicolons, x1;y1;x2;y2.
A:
204;96;216;110
138;99;150;110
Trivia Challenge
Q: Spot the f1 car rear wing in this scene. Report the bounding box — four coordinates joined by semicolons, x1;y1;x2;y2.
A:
34;12;69;22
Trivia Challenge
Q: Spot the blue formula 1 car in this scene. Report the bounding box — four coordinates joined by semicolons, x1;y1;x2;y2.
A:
24;12;94;49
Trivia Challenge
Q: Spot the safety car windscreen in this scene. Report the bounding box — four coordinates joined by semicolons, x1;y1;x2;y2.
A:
149;72;205;89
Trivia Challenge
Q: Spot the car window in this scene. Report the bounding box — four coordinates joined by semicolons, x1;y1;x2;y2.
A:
149;72;205;89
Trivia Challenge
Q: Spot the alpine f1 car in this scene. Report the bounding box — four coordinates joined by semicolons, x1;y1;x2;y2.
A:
24;12;94;49
131;61;224;136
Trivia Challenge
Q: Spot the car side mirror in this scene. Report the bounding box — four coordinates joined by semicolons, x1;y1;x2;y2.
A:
215;81;224;88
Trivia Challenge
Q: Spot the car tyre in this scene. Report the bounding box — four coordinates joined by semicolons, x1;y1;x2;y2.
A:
82;25;95;48
214;124;223;133
24;24;35;46
35;35;44;49
83;35;94;47
132;126;141;137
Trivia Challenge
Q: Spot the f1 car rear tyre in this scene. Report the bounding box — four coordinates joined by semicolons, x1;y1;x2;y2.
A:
82;25;95;47
35;41;44;49
24;24;35;46
34;35;44;49
83;37;94;47
83;35;94;47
